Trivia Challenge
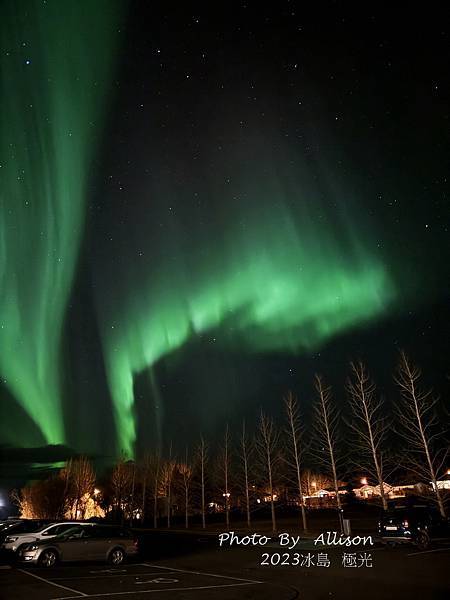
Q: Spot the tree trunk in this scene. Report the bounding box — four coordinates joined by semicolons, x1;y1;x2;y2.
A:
244;458;251;528
153;460;159;529
268;463;276;533
167;482;171;528
129;462;136;527
201;444;206;529
141;474;147;524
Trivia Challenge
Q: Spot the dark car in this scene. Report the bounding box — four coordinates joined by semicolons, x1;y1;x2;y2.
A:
378;505;450;549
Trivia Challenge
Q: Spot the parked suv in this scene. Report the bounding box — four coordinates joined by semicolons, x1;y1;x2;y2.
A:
2;521;80;554
379;505;450;549
21;523;138;567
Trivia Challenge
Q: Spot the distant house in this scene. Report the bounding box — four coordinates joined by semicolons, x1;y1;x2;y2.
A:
389;483;415;498
353;482;393;500
353;480;431;500
302;486;347;508
435;471;450;490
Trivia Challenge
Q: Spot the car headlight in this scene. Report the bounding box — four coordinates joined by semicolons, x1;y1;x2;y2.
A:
5;536;18;542
27;545;39;551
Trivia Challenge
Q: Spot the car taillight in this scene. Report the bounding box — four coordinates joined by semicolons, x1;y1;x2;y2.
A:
402;520;409;528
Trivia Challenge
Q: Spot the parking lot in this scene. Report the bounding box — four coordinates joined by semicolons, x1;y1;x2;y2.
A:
1;562;267;600
1;532;450;600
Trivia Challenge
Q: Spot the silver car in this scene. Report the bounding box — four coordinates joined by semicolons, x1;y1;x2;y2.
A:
21;523;138;567
3;521;80;553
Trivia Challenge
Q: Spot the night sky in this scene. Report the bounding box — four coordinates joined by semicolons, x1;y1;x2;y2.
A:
1;2;449;479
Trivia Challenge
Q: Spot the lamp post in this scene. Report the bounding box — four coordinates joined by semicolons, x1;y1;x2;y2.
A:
222;492;230;524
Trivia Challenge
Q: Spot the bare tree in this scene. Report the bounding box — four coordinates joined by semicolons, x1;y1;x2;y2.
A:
161;443;175;528
313;376;343;513
301;469;333;496
179;448;193;528
217;425;232;528
395;352;447;517
11;474;67;520
139;453;153;523
69;456;96;519
139;453;161;525
239;420;253;529
284;391;307;531
257;411;280;532
129;461;136;526
347;362;388;510
152;453;161;528
195;436;208;529
61;461;72;517
111;458;132;523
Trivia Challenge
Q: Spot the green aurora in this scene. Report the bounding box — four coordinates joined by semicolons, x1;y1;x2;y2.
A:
0;3;398;458
0;0;122;446
96;159;396;457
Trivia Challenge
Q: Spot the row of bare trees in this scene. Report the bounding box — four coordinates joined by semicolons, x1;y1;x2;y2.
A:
344;354;447;518
13;353;448;526
102;352;447;530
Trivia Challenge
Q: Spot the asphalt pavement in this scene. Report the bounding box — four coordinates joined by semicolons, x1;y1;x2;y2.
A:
1;530;449;600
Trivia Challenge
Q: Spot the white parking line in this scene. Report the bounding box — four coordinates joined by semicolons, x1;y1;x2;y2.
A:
407;546;450;557
17;568;87;597
52;581;260;599
141;563;263;583
49;572;178;581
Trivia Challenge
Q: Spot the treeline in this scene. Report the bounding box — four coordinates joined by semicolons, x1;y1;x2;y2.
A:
12;352;449;529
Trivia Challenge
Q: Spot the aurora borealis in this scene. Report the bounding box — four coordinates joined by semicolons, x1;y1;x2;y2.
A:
0;0;122;446
95;151;395;455
1;3;449;464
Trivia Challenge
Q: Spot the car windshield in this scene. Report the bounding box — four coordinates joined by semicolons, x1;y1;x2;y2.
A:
34;523;55;533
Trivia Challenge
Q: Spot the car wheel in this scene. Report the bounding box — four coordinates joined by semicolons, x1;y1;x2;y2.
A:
38;549;58;568
415;531;430;550
108;547;125;565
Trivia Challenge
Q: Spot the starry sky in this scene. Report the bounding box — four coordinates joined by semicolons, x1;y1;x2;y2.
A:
0;2;449;475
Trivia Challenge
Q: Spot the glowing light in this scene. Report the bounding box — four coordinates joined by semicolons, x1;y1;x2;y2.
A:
0;0;123;446
96;187;395;456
